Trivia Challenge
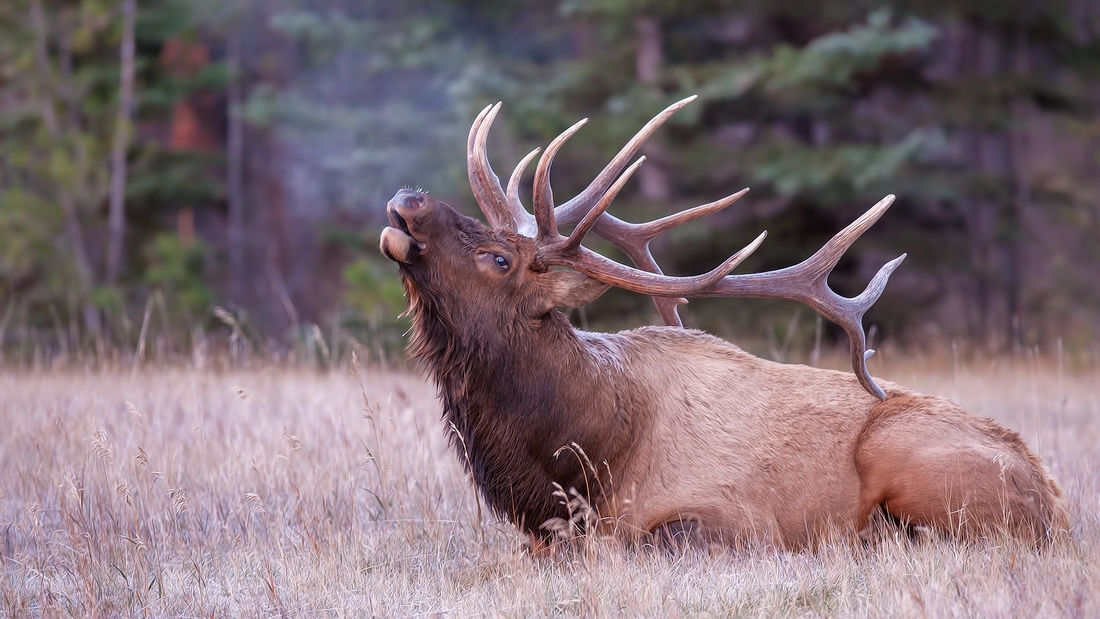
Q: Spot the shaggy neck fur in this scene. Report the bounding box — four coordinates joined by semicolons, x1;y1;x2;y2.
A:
401;269;639;538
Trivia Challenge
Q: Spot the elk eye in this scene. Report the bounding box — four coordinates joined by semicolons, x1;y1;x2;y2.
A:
494;255;509;269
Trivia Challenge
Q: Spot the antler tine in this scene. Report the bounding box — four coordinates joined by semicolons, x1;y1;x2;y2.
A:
466;104;494;222
803;194;895;279
533;118;589;243
467;103;492;154
544;229;767;296
707;195;905;400
467;102;514;231
506;147;541;236
579;187;751;325
638;188;751;240
846;254;907;396
560;156;647;252
554;95;698;223
589;222;686;326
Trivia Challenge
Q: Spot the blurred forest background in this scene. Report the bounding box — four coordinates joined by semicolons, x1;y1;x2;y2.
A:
2;0;1100;367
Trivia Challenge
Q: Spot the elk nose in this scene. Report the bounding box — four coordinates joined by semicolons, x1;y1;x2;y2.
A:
393;189;424;209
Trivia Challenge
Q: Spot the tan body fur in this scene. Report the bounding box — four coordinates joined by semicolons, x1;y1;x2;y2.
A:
582;328;1066;547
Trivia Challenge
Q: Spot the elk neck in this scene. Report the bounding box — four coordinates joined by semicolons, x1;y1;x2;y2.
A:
403;277;641;536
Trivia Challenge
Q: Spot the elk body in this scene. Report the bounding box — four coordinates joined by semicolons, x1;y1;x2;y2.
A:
380;97;1068;549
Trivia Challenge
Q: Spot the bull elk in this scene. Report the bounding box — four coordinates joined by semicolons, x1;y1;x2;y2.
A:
379;96;1067;550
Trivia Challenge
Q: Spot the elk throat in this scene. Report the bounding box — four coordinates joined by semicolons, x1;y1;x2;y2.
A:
403;283;636;536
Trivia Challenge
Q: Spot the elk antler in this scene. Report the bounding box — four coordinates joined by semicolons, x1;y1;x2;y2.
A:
466;98;905;401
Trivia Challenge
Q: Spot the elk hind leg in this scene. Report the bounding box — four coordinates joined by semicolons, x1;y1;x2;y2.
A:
855;396;1063;545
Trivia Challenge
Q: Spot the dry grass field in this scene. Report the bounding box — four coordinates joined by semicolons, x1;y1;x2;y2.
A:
0;355;1096;617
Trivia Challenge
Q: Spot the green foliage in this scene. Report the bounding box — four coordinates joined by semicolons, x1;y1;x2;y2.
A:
89;285;124;314
765;10;935;94
343;258;406;325
748;128;943;199
144;233;213;321
691;10;937;105
0;189;62;297
127;149;226;208
342;256;409;357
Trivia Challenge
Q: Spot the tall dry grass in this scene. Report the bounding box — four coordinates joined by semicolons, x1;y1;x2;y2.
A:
0;357;1096;616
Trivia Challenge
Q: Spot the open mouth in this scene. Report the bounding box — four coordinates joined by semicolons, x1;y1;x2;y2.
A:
381;199;426;264
389;209;411;236
383;190;427;257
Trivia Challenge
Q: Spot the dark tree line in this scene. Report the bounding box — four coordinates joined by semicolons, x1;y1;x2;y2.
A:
2;0;1099;364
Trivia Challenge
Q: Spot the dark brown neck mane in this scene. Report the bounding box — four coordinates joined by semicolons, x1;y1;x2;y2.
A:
401;270;636;537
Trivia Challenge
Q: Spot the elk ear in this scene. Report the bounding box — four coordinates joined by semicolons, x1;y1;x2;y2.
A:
544;270;610;310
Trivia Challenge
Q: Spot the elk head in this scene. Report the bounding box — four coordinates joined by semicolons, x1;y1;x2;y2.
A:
381;189;610;340
382;95;906;400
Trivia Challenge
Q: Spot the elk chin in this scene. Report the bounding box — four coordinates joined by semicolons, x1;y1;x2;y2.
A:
380;226;425;263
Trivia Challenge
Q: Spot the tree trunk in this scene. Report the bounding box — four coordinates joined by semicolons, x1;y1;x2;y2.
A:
1004;26;1030;352
634;15;670;201
956;21;1013;349
31;0;89;285
228;28;247;303
31;0;100;336
251;131;297;330
106;0;136;285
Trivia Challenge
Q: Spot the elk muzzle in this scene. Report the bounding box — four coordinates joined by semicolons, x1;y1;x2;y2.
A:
381;189;429;263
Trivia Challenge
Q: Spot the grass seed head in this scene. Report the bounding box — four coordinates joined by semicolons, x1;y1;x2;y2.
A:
90;426;114;463
246;492;267;516
282;426;302;452
168;486;188;516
